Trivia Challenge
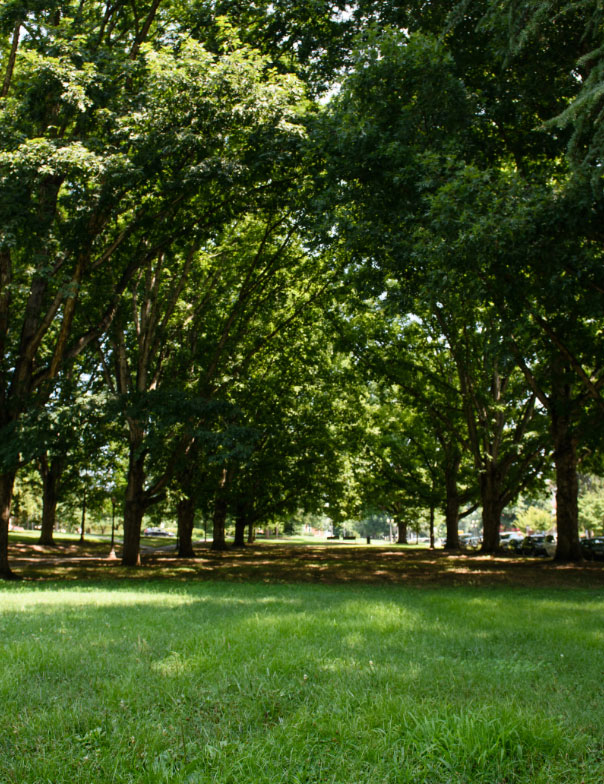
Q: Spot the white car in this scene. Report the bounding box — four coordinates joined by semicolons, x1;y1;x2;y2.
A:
143;527;175;537
500;532;524;551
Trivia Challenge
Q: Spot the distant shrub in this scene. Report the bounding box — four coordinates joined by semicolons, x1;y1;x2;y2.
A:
516;506;553;533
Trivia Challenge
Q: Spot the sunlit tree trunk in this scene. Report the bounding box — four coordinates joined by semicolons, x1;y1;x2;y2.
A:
396;519;408;544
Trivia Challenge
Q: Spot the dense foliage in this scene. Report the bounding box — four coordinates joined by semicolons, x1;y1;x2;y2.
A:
1;0;602;576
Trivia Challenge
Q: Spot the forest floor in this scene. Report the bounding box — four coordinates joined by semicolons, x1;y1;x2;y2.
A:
7;533;604;586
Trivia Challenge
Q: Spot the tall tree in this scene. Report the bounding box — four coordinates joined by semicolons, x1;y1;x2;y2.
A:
0;2;309;575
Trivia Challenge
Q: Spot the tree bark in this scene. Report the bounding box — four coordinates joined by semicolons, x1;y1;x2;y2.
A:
1;22;21;98
480;465;504;553
444;456;461;550
79;486;87;543
233;505;247;547
176;497;196;558
247;520;256;543
553;431;581;561
551;359;582;561
122;444;145;566
0;472;17;579
38;453;62;546
396;520;408;544
211;468;229;551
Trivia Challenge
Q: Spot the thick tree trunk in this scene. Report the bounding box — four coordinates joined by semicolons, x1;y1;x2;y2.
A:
39;454;62;546
247;521;256;543
211;468;229;551
176;497;196;558
480;466;503;553
551;360;582;562
233;505;247;547
444;463;460;550
553;433;581;561
0;472;17;580
396;520;408;544
122;497;144;566
122;448;145;566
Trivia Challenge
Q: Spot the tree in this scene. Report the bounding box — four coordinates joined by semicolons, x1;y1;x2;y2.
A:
316;14;599;560
0;2;300;576
0;0;311;574
356;511;390;544
578;476;604;535
213;293;359;549
516;506;554;534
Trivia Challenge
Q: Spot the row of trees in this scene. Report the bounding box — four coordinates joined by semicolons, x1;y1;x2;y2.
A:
1;0;603;577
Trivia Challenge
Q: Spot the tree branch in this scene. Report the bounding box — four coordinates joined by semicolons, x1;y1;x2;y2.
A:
1;22;21;99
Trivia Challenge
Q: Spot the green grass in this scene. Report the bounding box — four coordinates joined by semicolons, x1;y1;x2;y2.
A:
1;581;603;783
8;530;108;544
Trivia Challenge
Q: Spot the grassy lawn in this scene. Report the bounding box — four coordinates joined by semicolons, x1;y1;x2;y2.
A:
1;580;603;783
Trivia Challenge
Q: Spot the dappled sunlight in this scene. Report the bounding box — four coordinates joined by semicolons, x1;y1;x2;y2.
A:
0;588;200;611
151;651;188;677
7;534;604;588
2;579;603;784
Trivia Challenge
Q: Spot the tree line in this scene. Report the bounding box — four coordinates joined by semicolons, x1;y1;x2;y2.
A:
1;0;602;577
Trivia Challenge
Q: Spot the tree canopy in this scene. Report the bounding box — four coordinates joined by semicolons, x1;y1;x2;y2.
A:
1;0;602;576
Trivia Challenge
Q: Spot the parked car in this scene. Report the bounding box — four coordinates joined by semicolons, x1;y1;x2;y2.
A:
459;533;481;550
500;532;524;552
143;527;175;537
581;537;604;560
520;534;556;557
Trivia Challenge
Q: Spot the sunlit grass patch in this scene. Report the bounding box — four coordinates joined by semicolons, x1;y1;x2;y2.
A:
1;581;603;783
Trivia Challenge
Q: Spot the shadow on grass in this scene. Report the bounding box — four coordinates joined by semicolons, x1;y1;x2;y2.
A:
6;535;604;588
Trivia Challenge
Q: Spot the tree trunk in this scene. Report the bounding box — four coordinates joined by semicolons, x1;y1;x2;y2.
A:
429;505;435;549
553;433;581;561
108;498;118;559
79;486;87;543
445;474;459;550
39;453;62;546
176;497;196;558
211;468;229;551
480;465;503;553
233;505;247;547
211;496;228;550
443;452;461;550
1;21;21;98
396;520;408;544
551;359;582;561
247;520;256;543
0;472;18;580
122;447;145;566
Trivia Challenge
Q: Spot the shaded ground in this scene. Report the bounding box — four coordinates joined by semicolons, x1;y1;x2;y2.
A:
7;535;604;586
